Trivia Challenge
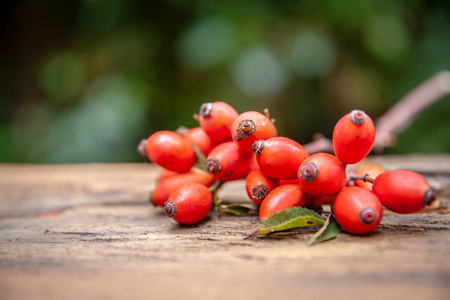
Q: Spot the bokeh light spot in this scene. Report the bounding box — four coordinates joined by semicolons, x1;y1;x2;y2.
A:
231;47;287;98
44;75;151;162
78;0;124;33
177;18;237;71
39;52;86;101
363;13;412;64
290;30;337;78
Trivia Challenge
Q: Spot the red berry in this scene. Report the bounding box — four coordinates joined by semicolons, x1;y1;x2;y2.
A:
232;111;277;152
253;137;309;180
333;186;383;235
146;130;195;173
332;110;375;164
164;182;212;225
372;169;436;214
298;153;346;196
245;170;279;205
205;141;252;182
259;184;307;220
152;171;214;207
198;101;239;144
184;127;215;156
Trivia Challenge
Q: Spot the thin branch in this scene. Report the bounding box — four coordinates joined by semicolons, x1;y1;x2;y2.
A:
373;70;450;152
303;133;333;154
348;174;374;184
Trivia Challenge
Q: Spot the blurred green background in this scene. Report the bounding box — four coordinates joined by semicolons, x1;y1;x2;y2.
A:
0;0;449;163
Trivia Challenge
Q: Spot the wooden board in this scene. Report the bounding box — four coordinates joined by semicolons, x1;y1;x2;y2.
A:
0;156;449;300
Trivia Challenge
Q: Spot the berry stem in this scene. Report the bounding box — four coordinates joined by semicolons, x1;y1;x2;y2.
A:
175;125;189;136
192;143;207;171
209;180;224;195
193;113;200;122
209;180;224;214
348;173;375;184
213;196;222;207
137;138;150;162
263;108;276;124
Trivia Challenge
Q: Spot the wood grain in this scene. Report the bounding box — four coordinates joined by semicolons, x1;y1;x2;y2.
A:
0;156;449;300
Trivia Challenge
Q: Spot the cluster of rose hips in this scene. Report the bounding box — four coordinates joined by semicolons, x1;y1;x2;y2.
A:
143;101;437;235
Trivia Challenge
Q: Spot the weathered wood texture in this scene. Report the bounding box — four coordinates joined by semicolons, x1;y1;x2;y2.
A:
0;155;449;300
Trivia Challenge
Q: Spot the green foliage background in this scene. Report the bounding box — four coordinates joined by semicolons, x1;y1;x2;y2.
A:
0;0;449;163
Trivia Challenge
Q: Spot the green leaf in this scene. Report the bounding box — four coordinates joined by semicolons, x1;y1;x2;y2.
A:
219;203;259;216
246;207;324;239
213;195;258;216
308;215;341;245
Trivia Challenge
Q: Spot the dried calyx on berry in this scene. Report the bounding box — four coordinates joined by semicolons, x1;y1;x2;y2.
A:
422;188;437;206
206;158;221;174
252;140;264;155
300;163;318;182
235;119;256;141
252;184;270;201
359;208;377;224
349;109;366;125
164;201;177;217
199;102;213;117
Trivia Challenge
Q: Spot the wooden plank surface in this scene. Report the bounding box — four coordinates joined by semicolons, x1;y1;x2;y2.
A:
0;155;449;300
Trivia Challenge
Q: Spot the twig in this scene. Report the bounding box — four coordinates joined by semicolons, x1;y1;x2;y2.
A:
303;133;333;154
348;174;374;184
373;71;450;152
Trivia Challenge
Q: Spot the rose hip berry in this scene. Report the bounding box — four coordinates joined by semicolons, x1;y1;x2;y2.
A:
184;127;215;156
232;111;277;152
259;184;307;221
372;169;437;214
298;153;346;196
206;141;252;182
146;130;195;173
198;101;239;144
152;171;214;207
253;137;309;180
333;186;383;235
245;170;279;205
332;110;375;164
164;182;213;225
